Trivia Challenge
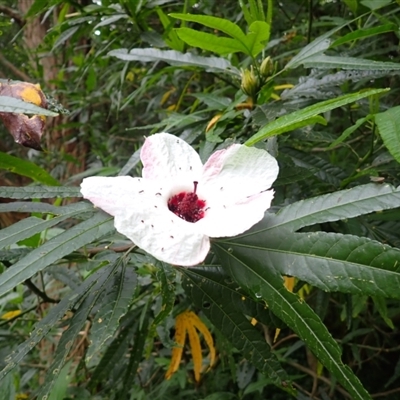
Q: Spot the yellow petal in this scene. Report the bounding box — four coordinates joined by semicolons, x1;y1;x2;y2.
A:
189;311;216;369
275;277;296;342
1;310;22;320
165;312;187;380
206;114;222;133
284;276;295;292
186;313;203;382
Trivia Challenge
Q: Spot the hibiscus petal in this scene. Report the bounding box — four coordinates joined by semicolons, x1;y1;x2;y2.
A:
113;207;210;266
81;176;143;216
141;132;203;181
81;175;209;266
200;144;279;204
196;190;274;237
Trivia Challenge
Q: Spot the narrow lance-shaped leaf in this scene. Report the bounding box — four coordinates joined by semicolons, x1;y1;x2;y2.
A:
0;185;82;199
0;266;108;380
0;211;114;298
86;260;137;364
181;267;294;393
245;88;389;145
0;96;57;116
0;152;60;185
108;48;240;76
331;23;397;48
263;183;400;233
302;55;400;70
0;202;93;250
36;262;120;399
213;243;372;400
217;229;400;300
375;106;400;164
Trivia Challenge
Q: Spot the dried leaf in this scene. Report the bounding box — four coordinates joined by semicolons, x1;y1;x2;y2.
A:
0;81;47;150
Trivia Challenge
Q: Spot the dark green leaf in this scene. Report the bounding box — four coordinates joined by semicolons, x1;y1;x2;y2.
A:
108;48;240;76
245;89;389;145
331;24;397;48
213;243;372;400
268;183;400;232
36;262;120;398
375;106;400;163
0;152;60;185
302;55;400;70
0;211;114;298
0;265;107;380
216;229;400;299
86;260;137;363
0;202;93;250
0;185;81;199
181;266;294;394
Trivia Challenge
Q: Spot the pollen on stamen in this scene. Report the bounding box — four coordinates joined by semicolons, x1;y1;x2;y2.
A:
167;181;206;223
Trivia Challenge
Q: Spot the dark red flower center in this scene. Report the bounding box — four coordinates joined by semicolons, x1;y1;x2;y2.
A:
168;181;206;223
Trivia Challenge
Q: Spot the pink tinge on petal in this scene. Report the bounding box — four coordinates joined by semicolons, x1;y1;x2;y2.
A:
81;173;210;266
80;176;143;217
141;132;203;181
196;190;275;238
200;144;279;204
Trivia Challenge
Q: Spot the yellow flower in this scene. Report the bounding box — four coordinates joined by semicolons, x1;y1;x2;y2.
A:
1;310;22;320
165;310;216;382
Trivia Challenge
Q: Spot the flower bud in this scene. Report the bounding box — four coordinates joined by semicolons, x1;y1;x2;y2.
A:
260;56;273;78
241;67;259;98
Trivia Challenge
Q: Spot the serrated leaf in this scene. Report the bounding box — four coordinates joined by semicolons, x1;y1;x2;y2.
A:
36;262;120;398
0;266;106;380
375;106;400;163
281;147;346;186
0;211;114;298
0;152;60;185
331;24;397;48
245;88;389;145
0;202;92;250
267;183;400;232
86;261;137;363
89;311;138;389
108;48;240;76
213;243;372;400
282;70;397;100
285;37;331;70
0;185;82;199
180;267;293;393
217;229;400;299
52;26;79;51
93;14;128;30
152;262;176;327
117;316;149;399
302;55;400;70
328;115;372;149
0;201;64;214
0;96;58;116
285;22;351;70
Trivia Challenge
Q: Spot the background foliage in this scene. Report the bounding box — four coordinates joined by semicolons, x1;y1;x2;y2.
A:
1;0;400;399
